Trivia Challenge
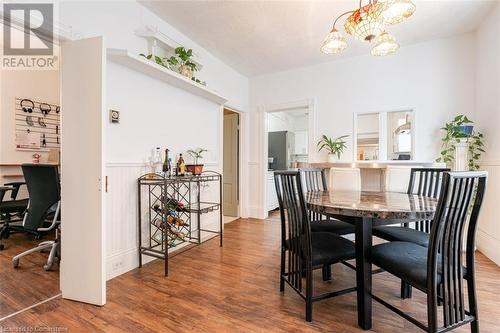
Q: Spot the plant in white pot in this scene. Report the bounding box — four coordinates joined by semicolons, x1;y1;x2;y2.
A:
317;135;349;163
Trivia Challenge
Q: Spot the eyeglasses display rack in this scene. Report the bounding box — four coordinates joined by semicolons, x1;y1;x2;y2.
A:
137;170;222;276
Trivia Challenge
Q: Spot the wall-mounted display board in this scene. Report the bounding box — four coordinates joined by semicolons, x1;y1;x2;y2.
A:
14;97;61;151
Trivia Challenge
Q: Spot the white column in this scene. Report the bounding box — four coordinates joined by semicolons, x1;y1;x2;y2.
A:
454;138;469;171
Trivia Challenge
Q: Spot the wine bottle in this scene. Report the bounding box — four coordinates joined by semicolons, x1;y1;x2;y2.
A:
168;157;173;177
178;153;186;176
162;148;170;176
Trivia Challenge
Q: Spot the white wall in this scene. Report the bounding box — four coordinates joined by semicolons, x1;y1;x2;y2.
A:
0;70;60;189
248;33;477;219
250;33;476;163
59;1;249;279
474;3;500;265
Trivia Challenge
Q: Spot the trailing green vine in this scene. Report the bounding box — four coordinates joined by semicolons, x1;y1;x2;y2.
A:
436;115;485;170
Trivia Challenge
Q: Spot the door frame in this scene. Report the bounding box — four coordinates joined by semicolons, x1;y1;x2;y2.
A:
220;104;246;218
222;108;241;217
257;98;316;219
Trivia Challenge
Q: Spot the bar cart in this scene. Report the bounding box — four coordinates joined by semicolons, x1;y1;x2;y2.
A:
137;170;222;276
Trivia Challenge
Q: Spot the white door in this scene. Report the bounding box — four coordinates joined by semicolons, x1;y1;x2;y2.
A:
60;37;106;305
223;112;239;217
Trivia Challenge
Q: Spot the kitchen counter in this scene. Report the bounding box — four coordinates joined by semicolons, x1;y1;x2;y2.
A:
310;161;445;169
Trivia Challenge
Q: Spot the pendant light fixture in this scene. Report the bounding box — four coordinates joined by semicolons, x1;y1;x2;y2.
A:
321;28;347;54
320;0;415;57
371;31;400;56
378;0;416;25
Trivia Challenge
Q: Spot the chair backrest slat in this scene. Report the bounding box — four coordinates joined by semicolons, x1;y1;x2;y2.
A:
427;171;487;331
274;171;312;293
408;168;450;233
299;168;327;222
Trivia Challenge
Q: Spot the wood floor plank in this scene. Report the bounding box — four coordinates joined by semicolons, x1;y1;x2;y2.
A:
1;216;499;332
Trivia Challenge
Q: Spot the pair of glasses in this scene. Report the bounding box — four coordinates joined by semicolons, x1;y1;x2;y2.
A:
20;99;35;113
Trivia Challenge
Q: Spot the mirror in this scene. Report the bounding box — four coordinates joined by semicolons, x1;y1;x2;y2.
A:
387;110;413;160
356;113;380;161
355;110;414;161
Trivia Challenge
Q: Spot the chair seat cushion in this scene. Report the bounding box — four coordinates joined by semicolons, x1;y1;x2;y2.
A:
373;226;430;247
371;242;433;290
371;242;468;291
311;219;355;235
0;198;29;214
311;232;355;267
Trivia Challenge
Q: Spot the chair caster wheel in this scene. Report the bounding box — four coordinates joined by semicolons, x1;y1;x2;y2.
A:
43;264;52;271
13;258;19;268
0;244;4;251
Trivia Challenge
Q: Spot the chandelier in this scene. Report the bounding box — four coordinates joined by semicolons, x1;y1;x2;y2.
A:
321;0;415;56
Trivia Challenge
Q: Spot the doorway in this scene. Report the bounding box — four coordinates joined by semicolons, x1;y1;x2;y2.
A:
0;36;62;320
259;99;315;219
223;108;240;222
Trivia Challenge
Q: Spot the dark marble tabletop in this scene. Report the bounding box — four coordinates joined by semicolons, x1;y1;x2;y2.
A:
306;190;438;220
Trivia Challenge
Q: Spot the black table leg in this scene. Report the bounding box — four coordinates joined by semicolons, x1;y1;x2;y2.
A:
355;217;372;330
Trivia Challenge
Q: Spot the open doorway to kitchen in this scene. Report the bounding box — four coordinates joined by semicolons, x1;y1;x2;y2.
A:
223;108;240;223
262;100;314;218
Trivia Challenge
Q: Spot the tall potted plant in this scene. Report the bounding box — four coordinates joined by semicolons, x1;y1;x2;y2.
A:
436;115;485;170
186;148;207;175
317;135;349;163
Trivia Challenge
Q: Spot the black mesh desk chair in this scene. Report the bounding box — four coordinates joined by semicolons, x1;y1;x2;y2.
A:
0;182;29;250
12;164;61;271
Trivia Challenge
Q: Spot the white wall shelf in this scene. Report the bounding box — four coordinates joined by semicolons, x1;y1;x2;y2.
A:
107;48;227;105
135;27;203;70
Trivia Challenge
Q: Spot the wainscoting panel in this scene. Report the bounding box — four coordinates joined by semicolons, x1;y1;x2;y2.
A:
477;161;500;266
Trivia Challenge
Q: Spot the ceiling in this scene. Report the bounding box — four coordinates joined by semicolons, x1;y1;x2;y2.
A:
140;0;497;77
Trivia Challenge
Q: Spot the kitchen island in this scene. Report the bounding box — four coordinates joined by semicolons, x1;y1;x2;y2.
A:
309;161;446;192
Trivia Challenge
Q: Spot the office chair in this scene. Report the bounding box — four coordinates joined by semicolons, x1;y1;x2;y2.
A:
12;164;61;271
0;182;29;250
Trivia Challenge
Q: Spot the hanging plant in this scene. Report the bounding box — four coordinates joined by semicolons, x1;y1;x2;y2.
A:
436;115;485;171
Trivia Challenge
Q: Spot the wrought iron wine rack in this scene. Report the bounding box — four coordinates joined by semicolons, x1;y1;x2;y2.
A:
137;171;222;276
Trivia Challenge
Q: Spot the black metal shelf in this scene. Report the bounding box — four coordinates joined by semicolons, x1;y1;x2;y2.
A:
137;170;222;276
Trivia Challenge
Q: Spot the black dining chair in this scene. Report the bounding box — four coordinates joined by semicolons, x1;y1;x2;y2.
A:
373;167;450;298
274;171;356;322
370;171;487;333
299;168;355;236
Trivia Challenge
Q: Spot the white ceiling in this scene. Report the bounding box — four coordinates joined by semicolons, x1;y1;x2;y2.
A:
140;0;497;77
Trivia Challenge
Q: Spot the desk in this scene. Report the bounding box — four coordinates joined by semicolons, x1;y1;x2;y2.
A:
307;190;438;330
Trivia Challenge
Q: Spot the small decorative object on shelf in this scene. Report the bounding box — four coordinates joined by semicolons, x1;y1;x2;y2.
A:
317;134;349;162
177;153;186;176
139;46;206;85
186;148;207;175
137;171;223;276
162;148;171;176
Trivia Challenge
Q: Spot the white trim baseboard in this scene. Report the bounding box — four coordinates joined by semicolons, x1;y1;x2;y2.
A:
106;220;222;280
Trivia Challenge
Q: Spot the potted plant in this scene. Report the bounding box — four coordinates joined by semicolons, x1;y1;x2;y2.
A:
167;47;198;79
436;115;485;170
317;135;349;163
186;148;207;175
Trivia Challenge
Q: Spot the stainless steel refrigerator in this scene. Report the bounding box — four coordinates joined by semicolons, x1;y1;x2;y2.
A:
268;131;295;170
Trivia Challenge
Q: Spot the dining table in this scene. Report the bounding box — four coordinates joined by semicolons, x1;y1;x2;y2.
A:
306;190;438;330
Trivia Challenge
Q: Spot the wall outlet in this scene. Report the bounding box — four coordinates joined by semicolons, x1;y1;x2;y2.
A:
111;259;124;271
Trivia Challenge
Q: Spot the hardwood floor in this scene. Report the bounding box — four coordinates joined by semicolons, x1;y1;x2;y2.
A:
1;216;499;332
0;230;60;318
